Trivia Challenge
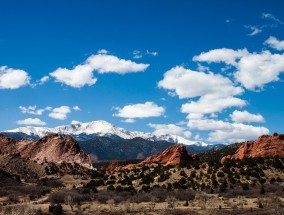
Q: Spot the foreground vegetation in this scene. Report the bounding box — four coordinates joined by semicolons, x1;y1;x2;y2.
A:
0;156;284;214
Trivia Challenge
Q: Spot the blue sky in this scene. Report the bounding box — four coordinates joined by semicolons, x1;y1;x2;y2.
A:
0;0;283;144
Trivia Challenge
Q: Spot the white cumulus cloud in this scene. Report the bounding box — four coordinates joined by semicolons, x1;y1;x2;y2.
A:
87;54;149;74
17;118;46;126
188;119;232;131
0;66;30;89
208;123;269;143
194;47;284;90
48;106;71;120
158;66;246;118
50;64;97;88
188;118;269;143
181;95;247;116
148;123;191;138
50;52;149;88
235;50;284;90
114;102;165;119
230;110;265;123
19;105;50;115
158;66;243;99
193;48;249;66
264;36;284;51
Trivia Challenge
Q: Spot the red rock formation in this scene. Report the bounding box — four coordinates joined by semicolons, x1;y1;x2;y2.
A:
221;133;284;162
138;144;194;166
0;134;18;154
103;144;196;172
0;133;93;168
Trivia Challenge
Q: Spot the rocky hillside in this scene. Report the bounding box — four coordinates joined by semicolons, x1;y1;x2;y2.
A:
0;134;18;154
0;133;93;168
222;133;284;162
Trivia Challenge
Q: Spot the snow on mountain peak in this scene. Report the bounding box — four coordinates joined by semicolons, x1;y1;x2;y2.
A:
4;120;208;147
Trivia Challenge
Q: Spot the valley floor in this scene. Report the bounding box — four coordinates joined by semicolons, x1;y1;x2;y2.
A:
1;196;284;215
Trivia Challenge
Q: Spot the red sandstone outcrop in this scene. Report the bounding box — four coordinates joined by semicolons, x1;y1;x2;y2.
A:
221;133;284;162
0;133;93;168
105;144;197;172
138;144;195;166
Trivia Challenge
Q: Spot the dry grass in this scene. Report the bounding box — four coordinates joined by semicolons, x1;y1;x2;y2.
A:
1;195;280;215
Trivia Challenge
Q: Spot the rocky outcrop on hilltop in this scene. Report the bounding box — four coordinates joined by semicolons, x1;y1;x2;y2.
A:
221;133;284;162
0;133;93;168
138;144;195;166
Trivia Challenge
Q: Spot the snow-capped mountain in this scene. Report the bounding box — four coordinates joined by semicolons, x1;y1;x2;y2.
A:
3;120;208;147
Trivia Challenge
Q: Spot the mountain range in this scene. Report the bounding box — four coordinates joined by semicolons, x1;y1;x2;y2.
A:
2;120;225;160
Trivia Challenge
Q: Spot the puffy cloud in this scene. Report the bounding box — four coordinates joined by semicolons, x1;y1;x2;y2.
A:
73;106;81;111
48;106;71;120
114;102;165;119
50;52;149;88
193;48;248;66
158;66;243;99
230;110;265;123
19;105;50;115
16;118;46;126
188;118;269;143
188;119;231;131
148;123;191;138
264;36;284;51
158;66;246;118
235;51;284;90
87;54;149;74
0;66;30;89
19;105;79;120
194;48;284;90
182;95;246;116
186;113;204;120
208;123;269;143
50;64;97;88
159;41;276;143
